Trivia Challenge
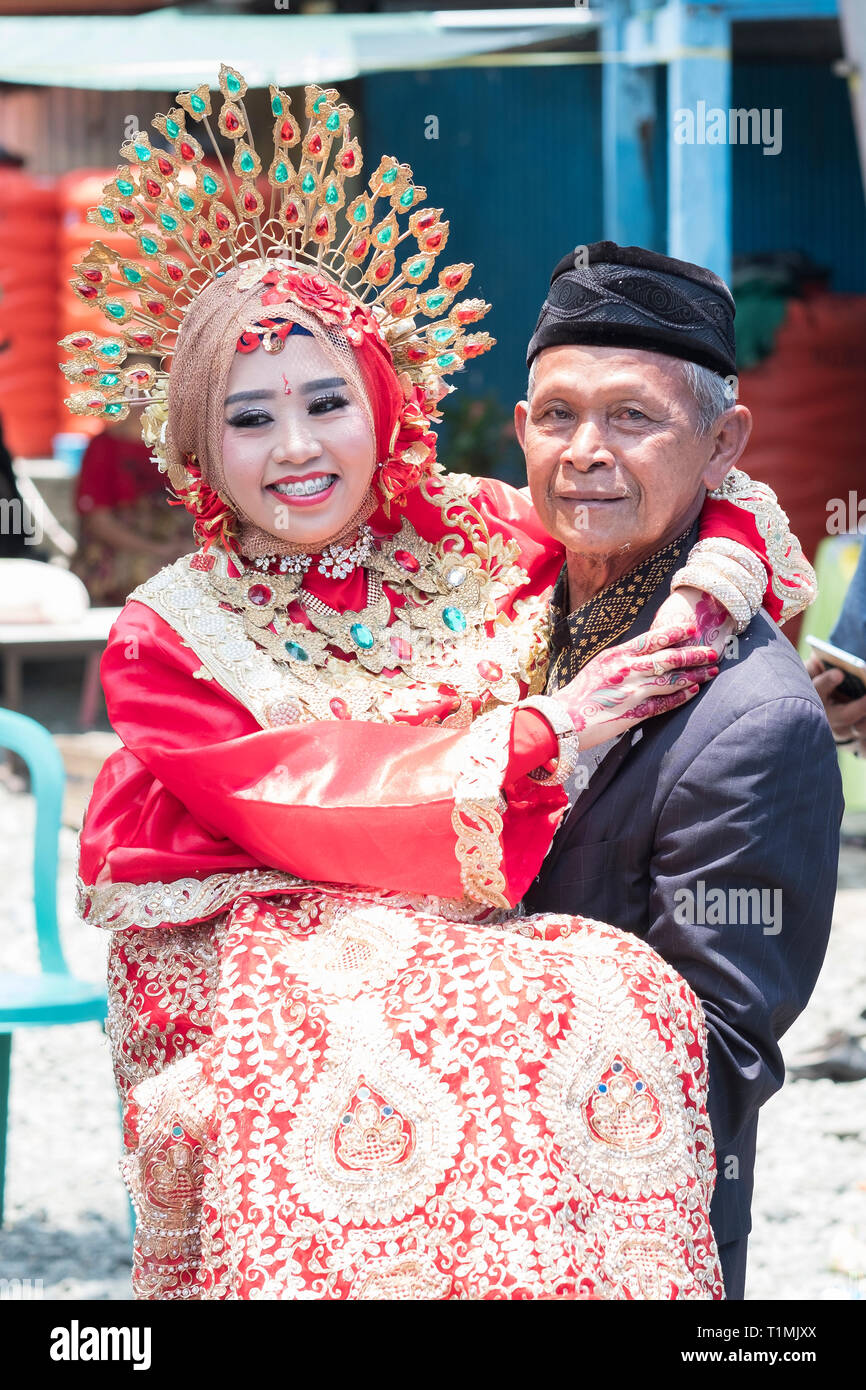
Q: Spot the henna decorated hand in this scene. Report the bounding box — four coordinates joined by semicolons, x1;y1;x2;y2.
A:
653;586;734;661
552;622;719;751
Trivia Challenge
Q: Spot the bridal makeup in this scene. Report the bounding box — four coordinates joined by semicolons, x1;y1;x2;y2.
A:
221;333;377;548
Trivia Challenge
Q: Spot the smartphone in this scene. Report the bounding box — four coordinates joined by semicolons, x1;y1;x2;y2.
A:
806;635;866;700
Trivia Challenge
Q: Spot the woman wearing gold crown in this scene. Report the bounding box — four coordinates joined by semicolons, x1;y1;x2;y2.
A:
65;69;814;1301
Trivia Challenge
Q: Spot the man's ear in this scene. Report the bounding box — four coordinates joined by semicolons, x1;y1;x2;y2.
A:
701;403;752;490
514;400;529;452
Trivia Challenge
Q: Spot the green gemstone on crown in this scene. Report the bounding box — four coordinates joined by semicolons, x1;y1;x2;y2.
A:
442;606;467;634
325;183;339;205
141;236;158;255
121;266;143;284
382;168;397;184
116;179;134;197
436;352;458;368
313;95;326;113
376;226;392;245
284;641;309;662
326;111;340;132
99;373;120;387
203;174;218;195
432;326;454;344
190;94;206;114
104;402;124;416
273;162;289;184
166;118;180;138
350;623;375;650
160;212;178;231
227;73;241;93
105;302;126;319
100;343;122;358
407;259;426;278
178;191;195;212
399;188;414;207
239;151;254;173
133;145;150;163
353;203;367;222
271;95;281;115
98;206;116;225
425;292;446;310
301;172;316;194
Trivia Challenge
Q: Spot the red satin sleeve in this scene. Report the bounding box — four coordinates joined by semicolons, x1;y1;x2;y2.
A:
83;601;564;909
698;495;780;621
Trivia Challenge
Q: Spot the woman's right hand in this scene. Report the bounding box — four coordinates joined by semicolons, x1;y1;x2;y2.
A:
552;623;719;750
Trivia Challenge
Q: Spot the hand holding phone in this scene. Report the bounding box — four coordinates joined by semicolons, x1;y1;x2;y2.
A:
806;636;866;701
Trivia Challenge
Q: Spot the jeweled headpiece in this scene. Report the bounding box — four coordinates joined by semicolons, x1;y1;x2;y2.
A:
58;65;494;494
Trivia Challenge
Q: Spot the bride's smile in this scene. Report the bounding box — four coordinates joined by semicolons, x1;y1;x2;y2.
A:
221;332;377;549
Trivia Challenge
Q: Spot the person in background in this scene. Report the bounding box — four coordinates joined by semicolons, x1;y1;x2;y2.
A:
70;358;191;605
807;541;866;757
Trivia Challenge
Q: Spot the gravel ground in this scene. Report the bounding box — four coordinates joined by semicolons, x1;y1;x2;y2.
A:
0;662;863;1300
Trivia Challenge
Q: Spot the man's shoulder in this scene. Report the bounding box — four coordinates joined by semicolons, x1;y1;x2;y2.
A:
705;611;825;725
638;610;836;788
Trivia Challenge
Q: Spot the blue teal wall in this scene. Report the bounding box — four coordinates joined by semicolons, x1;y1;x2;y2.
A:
362;61;865;432
730;63;866;291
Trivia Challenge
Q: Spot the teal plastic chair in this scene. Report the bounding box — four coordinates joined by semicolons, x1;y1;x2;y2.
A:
0;708;108;1227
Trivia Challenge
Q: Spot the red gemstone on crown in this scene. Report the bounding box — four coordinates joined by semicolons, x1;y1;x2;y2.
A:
243;192;258;212
308;133;322;154
131;332;154;348
247;583;272;606
416;210;437;231
82;268;103;283
463;343;485;358
166;263;184;281
198;229;213;248
341;150;355;170
394;549;420;573
314;215;329;237
146;300;165;315
118;207;136;224
81;366;98;378
283;202;300;224
374;260;392;281
329;697;350;719
157;157;173;176
478;660;503;682
129;370;148;383
76;284;98;299
70;336;93;348
179;142;195;160
215;209;230;230
145;179;161;197
225;112;240;132
389;295;408;316
444;271;463;289
407;346;428;362
86;399;103;409
390;635;412;661
351;237;368;257
425;232;443;250
281;120;294;142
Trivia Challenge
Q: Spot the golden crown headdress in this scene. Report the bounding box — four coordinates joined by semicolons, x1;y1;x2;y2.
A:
59;65;494;445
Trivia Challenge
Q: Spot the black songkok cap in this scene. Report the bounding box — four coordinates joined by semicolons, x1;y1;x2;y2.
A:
527;241;736;378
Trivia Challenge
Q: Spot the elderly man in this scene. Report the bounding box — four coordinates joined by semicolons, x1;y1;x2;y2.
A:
520;242;842;1300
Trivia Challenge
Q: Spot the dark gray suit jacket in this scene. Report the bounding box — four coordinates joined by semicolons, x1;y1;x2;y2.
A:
524;569;843;1246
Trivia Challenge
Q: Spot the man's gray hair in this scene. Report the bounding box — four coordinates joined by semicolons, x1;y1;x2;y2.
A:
525;355;736;435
